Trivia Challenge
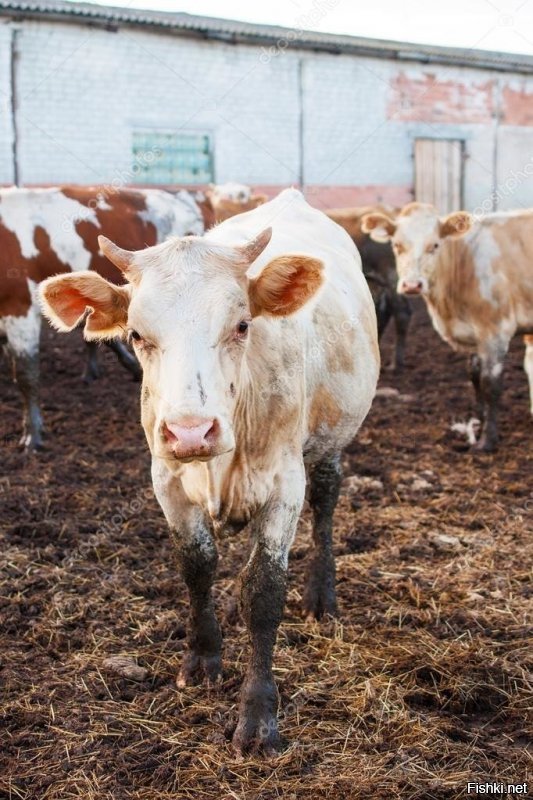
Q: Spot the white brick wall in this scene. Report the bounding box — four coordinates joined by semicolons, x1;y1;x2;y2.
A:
10;21;301;186
0;21;15;184
1;16;533;212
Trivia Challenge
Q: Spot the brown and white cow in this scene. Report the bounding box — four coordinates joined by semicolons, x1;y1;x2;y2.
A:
0;185;205;449
40;189;379;754
327;206;412;370
362;202;533;451
205;182;268;223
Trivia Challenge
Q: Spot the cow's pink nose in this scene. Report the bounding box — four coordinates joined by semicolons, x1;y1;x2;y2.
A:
400;280;423;295
163;416;218;458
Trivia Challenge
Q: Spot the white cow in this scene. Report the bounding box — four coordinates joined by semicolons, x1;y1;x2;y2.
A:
40;189;379;754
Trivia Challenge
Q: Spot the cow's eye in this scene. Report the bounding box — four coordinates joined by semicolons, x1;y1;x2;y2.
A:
236;320;250;337
129;330;142;344
427;242;439;253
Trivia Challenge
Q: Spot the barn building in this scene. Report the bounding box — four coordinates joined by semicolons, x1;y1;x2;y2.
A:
1;0;533;212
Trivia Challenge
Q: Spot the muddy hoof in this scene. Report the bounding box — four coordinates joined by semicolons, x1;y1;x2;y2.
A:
232;676;282;757
232;712;282;758
472;438;497;454
302;581;337;620
20;433;44;452
176;652;222;687
385;361;404;373
82;366;101;383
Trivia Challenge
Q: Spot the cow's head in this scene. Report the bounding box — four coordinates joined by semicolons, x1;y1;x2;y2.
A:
40;231;323;463
362;203;473;295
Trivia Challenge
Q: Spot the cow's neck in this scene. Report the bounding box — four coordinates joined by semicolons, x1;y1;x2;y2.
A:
197;328;305;526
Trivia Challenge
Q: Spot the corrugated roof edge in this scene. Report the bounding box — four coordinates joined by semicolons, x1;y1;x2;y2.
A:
1;0;533;74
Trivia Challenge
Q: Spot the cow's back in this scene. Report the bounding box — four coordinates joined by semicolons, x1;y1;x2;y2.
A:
0;186;204;318
205;190;380;460
431;211;533;345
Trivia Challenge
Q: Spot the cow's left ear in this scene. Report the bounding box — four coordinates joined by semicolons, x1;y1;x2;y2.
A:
361;212;396;242
40;272;130;340
248;255;324;317
439;211;472;238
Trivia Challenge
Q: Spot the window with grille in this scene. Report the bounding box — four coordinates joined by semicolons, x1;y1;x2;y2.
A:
132;131;214;184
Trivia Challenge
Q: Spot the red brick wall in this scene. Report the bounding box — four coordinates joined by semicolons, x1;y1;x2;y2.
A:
501;86;533;125
388;72;495;124
250;185;413;210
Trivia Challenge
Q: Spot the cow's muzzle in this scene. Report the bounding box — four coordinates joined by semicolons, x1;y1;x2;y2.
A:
398;279;424;295
162;416;222;461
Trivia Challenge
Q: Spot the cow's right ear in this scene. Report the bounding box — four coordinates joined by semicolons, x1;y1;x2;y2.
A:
439;211;472;238
361;213;397;243
39;272;130;341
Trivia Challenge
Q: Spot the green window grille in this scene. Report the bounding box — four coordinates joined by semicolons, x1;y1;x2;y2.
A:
132;131;214;184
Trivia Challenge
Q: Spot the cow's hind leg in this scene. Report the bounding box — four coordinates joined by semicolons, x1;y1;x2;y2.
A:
473;340;508;452
302;453;342;619
469;354;484;420
375;290;392;340
152;461;222;686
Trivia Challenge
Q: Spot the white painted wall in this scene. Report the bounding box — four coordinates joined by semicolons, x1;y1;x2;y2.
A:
0;21;15;185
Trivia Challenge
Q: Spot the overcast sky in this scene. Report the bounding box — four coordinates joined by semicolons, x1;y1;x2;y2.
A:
77;0;533;55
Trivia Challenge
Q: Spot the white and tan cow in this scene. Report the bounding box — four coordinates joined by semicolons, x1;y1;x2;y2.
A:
205;182;268;223
362;202;533;451
0;185;205;448
40;189;379;754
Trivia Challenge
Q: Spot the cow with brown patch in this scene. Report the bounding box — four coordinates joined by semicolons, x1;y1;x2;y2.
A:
362;202;533;451
40;189;379;754
205;183;268;223
0;185;205;449
327;206;412;370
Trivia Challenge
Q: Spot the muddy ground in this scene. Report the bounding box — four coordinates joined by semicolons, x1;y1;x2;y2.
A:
0;301;531;800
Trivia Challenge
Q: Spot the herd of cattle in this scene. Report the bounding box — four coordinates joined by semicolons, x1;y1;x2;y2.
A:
2;181;532;754
1;181;531;453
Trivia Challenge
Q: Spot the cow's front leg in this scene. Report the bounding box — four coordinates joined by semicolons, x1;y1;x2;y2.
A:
13;350;44;450
391;294;412;371
151;460;222;685
233;460;305;756
104;338;142;382
172;524;222;686
5;306;43;450
83;341;101;383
